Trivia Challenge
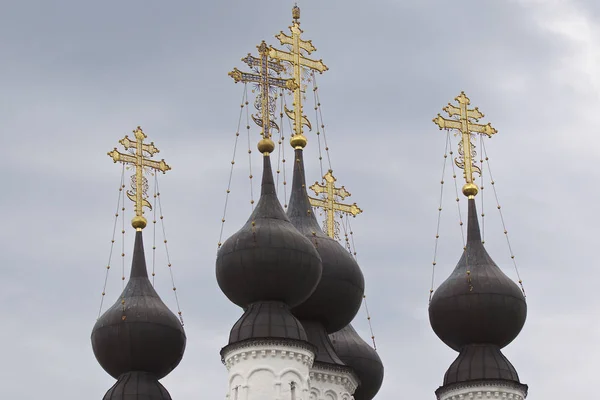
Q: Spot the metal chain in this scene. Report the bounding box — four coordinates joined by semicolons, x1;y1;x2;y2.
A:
311;72;332;171
120;168;126;311
480;138;526;297
429;131;451;302
345;216;377;350
245;85;255;211
311;72;325;178
218;86;248;249
152;171;158;286
448;135;466;248
276;89;288;205
98;165;125;318
478;134;486;243
276;89;283;192
155;174;185;325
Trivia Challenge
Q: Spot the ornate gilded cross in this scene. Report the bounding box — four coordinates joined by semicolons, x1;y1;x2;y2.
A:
107;126;171;230
432;91;497;198
229;41;296;145
269;6;328;148
309;171;362;239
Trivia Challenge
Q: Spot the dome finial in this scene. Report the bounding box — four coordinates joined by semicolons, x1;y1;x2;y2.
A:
309;170;362;239
107;126;171;229
432;92;497;199
228;42;296;155
270;5;328;149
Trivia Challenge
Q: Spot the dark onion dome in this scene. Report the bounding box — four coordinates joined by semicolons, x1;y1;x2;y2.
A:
102;371;172;400
91;231;186;381
216;154;322;309
330;324;384;400
228;301;308;344
288;149;364;333
429;199;527;352
443;344;523;385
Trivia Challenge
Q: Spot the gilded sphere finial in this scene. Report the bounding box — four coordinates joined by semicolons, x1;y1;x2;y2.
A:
258;138;275;154
131;215;147;230
462;183;479;198
290;134;307;149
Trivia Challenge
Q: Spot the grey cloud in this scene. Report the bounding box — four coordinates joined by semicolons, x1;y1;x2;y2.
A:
1;1;599;399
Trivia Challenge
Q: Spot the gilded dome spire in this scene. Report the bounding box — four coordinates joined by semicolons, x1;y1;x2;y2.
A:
94;128;184;399
429;93;528;397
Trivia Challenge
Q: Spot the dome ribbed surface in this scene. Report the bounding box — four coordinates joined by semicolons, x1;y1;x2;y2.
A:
288;149;364;333
303;320;345;366
103;371;171;400
443;344;520;385
429;199;527;351
216;155;322;308
91;231;186;380
228;301;307;343
330;324;384;400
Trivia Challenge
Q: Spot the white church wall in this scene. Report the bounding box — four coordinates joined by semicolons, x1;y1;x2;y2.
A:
222;341;314;400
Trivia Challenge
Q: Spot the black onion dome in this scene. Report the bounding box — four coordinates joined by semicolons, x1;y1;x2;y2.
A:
228;301;308;344
330;324;384;400
103;371;172;400
216;155;322;308
429;199;526;351
443;344;520;385
288;149;365;333
92;232;186;380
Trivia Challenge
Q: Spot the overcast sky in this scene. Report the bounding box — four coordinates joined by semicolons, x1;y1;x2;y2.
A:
1;0;599;398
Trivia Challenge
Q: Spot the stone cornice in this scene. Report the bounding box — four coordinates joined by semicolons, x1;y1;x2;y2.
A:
310;362;359;394
436;379;528;399
221;341;315;371
221;338;316;363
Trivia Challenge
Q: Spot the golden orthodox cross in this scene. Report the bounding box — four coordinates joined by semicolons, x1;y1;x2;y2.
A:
107;126;171;230
229;41;296;141
269;6;328;147
432;91;497;198
309;171;362;239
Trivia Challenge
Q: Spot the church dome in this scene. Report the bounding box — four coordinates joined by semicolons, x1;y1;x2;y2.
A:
443;344;520;385
330;324;384;400
287;149;365;333
227;301;308;344
429;199;527;351
91;231;186;380
102;371;172;400
216;154;322;308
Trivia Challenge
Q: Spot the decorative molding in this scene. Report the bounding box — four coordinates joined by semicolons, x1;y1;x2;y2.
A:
224;345;315;371
436;380;528;400
221;338;316;363
310;362;359;396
